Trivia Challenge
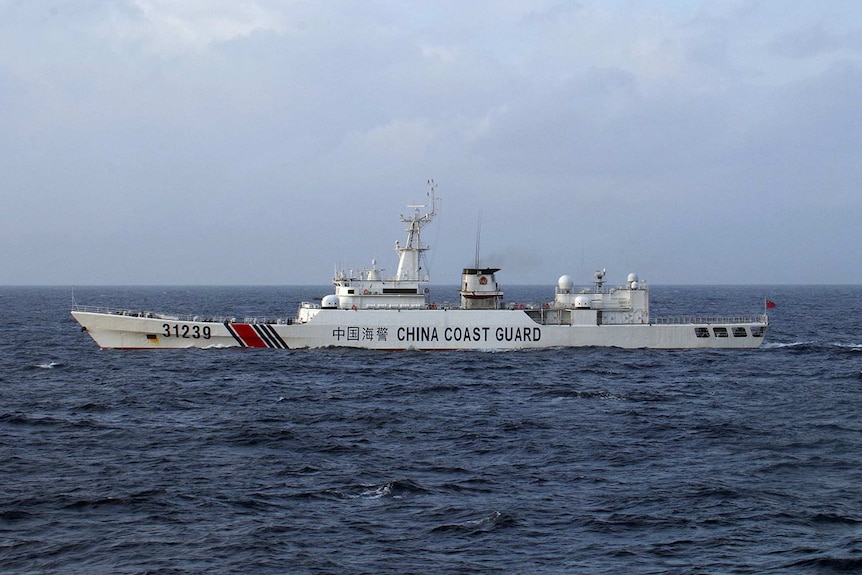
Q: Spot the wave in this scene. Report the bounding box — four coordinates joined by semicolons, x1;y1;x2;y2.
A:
762;341;812;349
542;389;626;402
763;341;862;353
349;479;431;500
810;512;862;525
61;489;168;511
297;479;431;501
0;411;110;430
0;509;33;522
784;556;862;572
0;412;65;427
430;510;517;534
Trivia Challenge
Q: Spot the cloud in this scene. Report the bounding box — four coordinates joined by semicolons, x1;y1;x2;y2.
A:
94;0;291;55
2;1;862;284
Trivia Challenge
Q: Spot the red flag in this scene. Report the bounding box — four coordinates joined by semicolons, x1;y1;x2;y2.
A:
766;300;776;309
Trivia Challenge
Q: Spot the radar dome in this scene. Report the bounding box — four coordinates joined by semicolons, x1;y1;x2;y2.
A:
627;273;639;283
574;295;591;309
557;275;574;292
321;295;339;309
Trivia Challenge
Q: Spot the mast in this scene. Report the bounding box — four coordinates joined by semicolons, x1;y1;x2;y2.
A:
394;179;439;281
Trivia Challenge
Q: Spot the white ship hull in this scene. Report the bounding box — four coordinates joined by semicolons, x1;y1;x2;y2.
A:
72;308;768;350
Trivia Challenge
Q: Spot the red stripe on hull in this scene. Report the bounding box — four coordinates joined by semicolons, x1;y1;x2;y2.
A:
231;324;268;348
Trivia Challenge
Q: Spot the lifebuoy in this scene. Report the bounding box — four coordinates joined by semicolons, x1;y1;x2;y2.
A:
479;276;488;285
518;303;525;310
363;289;369;295
351;304;357;310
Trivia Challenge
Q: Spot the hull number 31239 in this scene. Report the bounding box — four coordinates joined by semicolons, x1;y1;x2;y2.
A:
162;323;212;339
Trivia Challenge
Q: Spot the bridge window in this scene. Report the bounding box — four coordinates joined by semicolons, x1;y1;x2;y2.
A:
713;327;729;337
733;327;748;337
751;326;764;337
695;327;710;338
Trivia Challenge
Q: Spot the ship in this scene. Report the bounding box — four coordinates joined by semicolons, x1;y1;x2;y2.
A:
72;181;769;350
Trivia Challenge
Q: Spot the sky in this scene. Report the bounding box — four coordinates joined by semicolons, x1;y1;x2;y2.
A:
2;0;861;285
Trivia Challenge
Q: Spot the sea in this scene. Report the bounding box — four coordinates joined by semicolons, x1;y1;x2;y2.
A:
1;284;860;574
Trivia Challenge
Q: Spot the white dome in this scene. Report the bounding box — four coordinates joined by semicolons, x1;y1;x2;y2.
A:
574;295;591;309
558;275;574;291
627;273;639;284
321;295;339;308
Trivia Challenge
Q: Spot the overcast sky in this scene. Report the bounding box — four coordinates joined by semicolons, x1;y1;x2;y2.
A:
2;1;860;285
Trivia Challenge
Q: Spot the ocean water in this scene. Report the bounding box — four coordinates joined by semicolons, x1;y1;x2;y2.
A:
1;285;860;574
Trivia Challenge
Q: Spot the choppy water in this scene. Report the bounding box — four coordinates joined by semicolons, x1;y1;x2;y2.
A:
2;285;860;574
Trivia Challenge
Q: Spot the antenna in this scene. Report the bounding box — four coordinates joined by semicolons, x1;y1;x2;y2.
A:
425;178;438;219
474;212;482;268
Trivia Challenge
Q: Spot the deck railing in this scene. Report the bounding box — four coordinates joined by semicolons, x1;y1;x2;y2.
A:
72;304;768;327
651;314;768;325
71;305;295;325
72;305;177;318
